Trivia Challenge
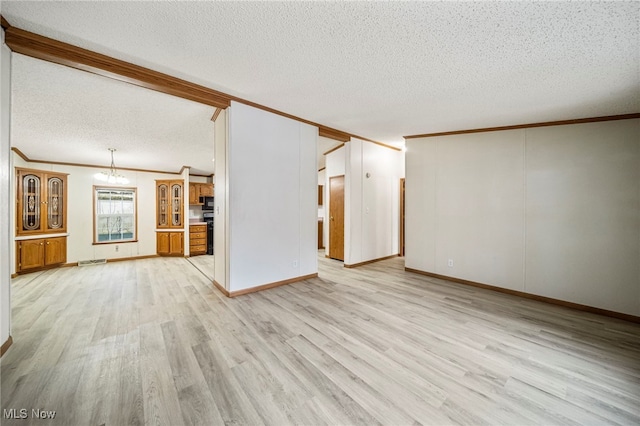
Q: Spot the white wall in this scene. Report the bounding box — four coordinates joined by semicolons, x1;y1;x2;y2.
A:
227;101;317;292
323;140;405;265
406;118;640;316
1;27;12;348
345;139;405;265
214;108;229;289
12;154;185;271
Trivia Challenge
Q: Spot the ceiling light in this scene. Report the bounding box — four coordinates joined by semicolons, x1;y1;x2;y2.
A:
94;148;129;184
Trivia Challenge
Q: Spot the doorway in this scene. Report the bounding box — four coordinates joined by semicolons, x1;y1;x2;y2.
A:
329;175;345;261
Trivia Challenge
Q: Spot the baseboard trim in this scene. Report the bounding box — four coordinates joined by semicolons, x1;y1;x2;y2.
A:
405;267;640;324
345;254;399;268
14;254;164;276
215;273;319;298
1;336;13;357
213;279;230;297
14;263;70;276
107;254;160;263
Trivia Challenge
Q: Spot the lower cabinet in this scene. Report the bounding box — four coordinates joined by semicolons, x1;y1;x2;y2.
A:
16;236;67;273
189;224;207;256
157;232;184;256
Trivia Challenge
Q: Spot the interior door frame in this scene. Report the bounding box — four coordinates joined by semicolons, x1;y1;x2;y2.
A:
400;177;405;257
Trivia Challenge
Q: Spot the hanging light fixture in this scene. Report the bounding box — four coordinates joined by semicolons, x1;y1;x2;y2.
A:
94;148;129;184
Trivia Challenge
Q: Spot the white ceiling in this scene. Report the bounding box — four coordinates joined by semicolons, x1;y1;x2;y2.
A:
12;55;217;175
3;1;639;174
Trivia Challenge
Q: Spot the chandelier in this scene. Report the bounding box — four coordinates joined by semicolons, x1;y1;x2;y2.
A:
94;148;129;184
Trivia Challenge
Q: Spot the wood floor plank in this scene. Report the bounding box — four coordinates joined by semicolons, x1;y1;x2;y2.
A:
2;254;639;425
192;341;265;426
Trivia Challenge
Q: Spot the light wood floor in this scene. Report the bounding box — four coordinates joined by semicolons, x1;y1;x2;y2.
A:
2;253;639;425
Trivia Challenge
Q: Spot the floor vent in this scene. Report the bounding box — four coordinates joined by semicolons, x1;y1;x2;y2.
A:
78;259;107;266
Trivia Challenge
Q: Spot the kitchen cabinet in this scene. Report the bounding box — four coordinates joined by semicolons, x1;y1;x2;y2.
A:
16;236;67;273
156;232;184;256
188;183;199;205
16;168;68;235
156;180;184;229
189;224;207;256
199;183;214;197
156;180;184;256
188;182;214;205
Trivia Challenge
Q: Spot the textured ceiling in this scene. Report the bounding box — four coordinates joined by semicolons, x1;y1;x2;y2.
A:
3;1;639;172
11;55;216;175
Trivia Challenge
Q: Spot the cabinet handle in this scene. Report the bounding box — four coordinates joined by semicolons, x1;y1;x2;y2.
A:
46;242;50;245
40;242;44;246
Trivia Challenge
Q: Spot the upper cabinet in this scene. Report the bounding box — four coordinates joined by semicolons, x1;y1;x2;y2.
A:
156;179;184;228
188;182;214;205
16;168;68;235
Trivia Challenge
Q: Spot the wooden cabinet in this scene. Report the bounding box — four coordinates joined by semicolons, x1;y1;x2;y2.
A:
189;224;207;256
44;237;67;265
16;236;67;273
199;183;214;197
15;168;68;275
156;180;183;229
16;168;68;235
188;182;214;205
156;232;183;256
188;183;199;205
156;180;184;256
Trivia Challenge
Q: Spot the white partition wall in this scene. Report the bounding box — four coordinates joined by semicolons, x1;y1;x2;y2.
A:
1;27;12;350
213;109;229;290
226;101;318;293
324;140;404;266
405;118;640;316
345;138;404;266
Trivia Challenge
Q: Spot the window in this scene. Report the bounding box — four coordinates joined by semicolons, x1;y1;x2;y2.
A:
94;187;137;243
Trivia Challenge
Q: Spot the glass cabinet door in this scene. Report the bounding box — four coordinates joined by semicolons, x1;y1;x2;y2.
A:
171;183;183;227
17;169;68;235
46;176;64;230
157;183;169;227
21;173;42;232
156;180;183;229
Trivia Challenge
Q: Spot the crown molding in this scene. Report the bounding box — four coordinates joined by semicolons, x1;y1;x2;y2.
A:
363;139;403;152
323;143;345;156
11;147;200;176
1;15;11;31
211;107;223;122
319;127;350;142
404;113;640;139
